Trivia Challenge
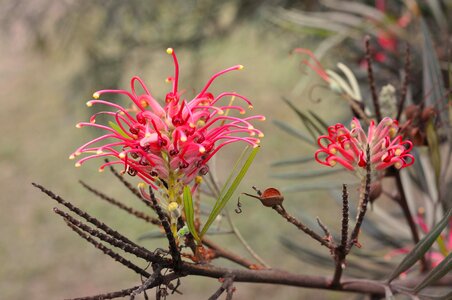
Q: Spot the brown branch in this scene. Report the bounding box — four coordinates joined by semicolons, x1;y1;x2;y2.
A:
148;186;182;271
181;262;452;295
130;266;162;300
53;207;168;265
331;184;349;286
79;180;160;225
347;147;371;253
67;273;180;300
272;205;331;249
365;36;381;122
33;183;141;248
65;221;151;278
396;45;411;120
208;276;235;300
203;238;261;269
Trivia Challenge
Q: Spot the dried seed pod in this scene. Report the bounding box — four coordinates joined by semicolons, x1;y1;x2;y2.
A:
259;188;284;207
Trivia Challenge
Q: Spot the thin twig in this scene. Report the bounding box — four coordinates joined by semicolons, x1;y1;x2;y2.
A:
347;147;371;253
67;273;180;300
65;221;151;278
225;210;270;269
331;184;350;286
365;36;381;122
316;217;332;241
33;183;142;248
272;205;331;249
208;276;235;300
148;186;182;270
53;207;167;265
130;266;162;300
79;180;160;225
340;184;349;250
396;45;411;120
203;238;261;269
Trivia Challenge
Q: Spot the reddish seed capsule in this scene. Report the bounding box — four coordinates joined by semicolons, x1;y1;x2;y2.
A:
259;188;284;207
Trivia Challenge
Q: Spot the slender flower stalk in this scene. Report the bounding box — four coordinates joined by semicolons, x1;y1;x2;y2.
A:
315;117;414;173
71;48;264;235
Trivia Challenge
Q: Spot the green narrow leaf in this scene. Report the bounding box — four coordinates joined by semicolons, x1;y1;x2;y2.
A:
200;146;260;237
273;120;315;146
413;252;452;293
387;208;452;283
308;110;329;132
283;97;324;138
425;119;441;187
108;121;130;139
183;186;201;243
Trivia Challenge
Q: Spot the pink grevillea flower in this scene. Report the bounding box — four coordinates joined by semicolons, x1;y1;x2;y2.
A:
70;48;264;192
315;117;414;171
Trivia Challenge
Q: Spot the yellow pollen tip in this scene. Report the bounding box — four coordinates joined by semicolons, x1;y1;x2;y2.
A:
330;148;337;154
96;149;103;155
258;133;265;138
98;168;104;173
256;139;261;144
195;176;203;184
140;100;148;108
189;123;196;128
199;146;206;153
76;123;82;128
119;152;126;158
253;144;259;148
248;125;254;130
75;151;81;156
165;78;171;83
86;101;93;107
329;160;336;167
145;133;151;138
180;136;187;142
260;116;266;121
166;48;174;55
93;92;100;99
395;162;402;169
248;105;253;109
238;65;244;70
218;110;224;115
137;182;147;189
69;154;75;160
250;132;256;136
239;110;246;114
395;149;403;156
75;162;81;168
168;202;179;212
389;128;397;138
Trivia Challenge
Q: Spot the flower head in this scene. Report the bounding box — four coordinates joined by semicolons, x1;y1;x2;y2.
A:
315;117;414;171
71;48;264;195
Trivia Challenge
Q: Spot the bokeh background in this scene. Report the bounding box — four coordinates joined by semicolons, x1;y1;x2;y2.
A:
1;1;449;299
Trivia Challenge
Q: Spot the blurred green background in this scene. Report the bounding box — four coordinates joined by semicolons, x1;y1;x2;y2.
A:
0;1;366;299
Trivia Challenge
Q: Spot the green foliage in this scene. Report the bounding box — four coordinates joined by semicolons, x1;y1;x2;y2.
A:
200;146;259;238
387;209;452;283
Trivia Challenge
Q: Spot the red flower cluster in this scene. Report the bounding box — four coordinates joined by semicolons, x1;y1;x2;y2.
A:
70;48;264;189
315;117;414;171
